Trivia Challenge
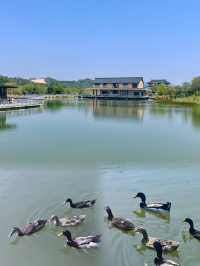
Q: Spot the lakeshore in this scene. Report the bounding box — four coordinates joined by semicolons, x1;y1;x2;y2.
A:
156;96;200;106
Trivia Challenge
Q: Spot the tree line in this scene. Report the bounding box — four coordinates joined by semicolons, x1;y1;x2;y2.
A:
0;75;94;95
152;76;200;98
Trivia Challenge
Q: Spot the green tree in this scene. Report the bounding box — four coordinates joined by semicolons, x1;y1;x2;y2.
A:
0;75;10;85
191;77;200;95
47;84;64;94
153;84;169;96
21;83;48;94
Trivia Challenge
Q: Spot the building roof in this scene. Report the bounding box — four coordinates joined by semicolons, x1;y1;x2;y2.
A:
95;77;143;84
31;78;47;84
148;79;170;85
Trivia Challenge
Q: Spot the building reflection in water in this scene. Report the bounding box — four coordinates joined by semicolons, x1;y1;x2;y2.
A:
88;100;146;122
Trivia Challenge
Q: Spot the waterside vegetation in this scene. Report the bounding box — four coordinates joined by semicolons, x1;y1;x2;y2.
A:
154;76;200;105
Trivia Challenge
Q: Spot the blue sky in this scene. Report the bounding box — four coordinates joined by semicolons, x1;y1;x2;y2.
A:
0;0;200;84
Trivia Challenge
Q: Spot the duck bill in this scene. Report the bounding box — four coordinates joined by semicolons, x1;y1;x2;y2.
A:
133;195;137;198
134;227;141;233
57;232;63;237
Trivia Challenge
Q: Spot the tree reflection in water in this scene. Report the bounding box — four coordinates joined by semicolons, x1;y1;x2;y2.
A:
0;112;16;131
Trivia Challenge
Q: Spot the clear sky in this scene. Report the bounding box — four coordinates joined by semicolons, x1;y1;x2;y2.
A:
0;0;200;84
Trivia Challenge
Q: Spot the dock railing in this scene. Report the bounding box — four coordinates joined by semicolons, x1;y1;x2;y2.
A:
0;97;44;111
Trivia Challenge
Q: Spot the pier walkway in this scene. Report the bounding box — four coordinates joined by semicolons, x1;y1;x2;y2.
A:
0;100;44;111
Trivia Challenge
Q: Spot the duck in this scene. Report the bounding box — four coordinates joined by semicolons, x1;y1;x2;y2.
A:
134;192;171;212
58;230;101;249
49;214;86;227
184;218;200;240
135;227;179;252
9;219;47;238
153;241;180;265
105;206;135;231
64;198;96;209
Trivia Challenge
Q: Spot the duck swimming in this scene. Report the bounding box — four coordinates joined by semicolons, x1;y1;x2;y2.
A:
49;214;86;227
153;241;180;266
184;218;200;240
134;192;171;212
58;230;101;249
135;227;179;252
105;206;135;231
64;198;96;209
9;219;47;237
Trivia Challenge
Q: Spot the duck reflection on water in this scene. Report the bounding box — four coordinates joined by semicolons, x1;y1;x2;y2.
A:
134;209;171;223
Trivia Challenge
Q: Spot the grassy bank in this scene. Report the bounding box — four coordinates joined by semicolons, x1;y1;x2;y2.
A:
172;96;200;105
156;96;200;105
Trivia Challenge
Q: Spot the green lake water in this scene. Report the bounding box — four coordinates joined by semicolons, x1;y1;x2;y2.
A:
1;100;200;266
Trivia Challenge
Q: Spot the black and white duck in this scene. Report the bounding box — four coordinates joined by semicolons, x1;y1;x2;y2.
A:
9;219;47;238
49;214;86;227
58;230;101;249
64;198;96;209
134;192;171;212
184;218;200;240
105;206;135;231
153;241;180;265
135;227;179;252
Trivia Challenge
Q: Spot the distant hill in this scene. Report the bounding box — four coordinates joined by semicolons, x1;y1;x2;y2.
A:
45;77;94;88
0;75;94;88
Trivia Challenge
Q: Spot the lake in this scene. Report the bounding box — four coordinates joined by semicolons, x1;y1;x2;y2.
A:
1;99;200;266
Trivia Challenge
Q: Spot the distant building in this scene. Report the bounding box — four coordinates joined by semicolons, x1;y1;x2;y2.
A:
0;84;17;101
31;78;47;85
148;79;170;88
90;77;148;99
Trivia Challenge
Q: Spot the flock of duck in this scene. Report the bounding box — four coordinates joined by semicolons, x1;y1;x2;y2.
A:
9;192;200;265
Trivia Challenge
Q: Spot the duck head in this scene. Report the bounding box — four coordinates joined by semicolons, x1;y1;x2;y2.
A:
135;227;149;242
134;192;146;202
50;215;59;226
134;192;147;208
58;230;73;241
105;206;114;221
184;218;194;230
9;227;24;237
64;198;73;205
153;241;164;264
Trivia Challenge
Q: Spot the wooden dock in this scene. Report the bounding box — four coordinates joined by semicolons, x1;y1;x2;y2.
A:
0;101;44;111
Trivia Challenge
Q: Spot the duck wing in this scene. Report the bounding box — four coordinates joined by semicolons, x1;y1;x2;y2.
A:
75;235;101;246
60;215;86;226
22;223;35;235
112;217;135;230
147;238;179;251
22;220;46;235
159;239;179;251
75;200;95;208
147;202;171;211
